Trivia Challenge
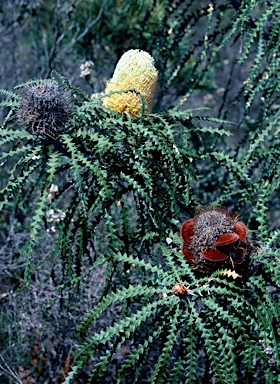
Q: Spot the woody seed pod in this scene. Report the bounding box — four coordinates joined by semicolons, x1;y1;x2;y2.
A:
180;206;249;274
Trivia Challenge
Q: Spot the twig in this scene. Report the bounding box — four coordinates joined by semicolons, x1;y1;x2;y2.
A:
0;354;24;384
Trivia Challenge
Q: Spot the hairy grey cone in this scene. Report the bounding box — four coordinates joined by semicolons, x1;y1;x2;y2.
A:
18;80;73;138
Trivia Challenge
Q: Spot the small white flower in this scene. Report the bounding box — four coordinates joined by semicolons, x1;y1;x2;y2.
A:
49;184;58;194
80;68;91;78
49;226;56;234
85;60;94;68
46;208;66;223
80;61;94;78
173;144;179;154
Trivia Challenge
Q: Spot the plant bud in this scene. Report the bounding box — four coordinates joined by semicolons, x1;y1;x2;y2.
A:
172;283;187;297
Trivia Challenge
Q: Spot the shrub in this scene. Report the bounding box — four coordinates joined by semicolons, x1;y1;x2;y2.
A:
0;0;279;383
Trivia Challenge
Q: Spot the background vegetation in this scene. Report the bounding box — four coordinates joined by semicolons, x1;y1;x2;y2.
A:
0;0;279;383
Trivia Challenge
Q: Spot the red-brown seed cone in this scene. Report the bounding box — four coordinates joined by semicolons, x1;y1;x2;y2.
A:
215;233;239;246
179;207;250;275
180;219;194;244
201;248;229;261
181;244;196;263
235;222;247;241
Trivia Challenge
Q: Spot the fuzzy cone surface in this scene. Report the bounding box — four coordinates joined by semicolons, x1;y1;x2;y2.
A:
103;49;158;116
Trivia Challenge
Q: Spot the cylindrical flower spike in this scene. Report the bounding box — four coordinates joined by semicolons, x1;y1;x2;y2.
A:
103;49;158;116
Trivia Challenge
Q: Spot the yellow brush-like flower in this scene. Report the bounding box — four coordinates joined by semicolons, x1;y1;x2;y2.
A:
103;49;158;116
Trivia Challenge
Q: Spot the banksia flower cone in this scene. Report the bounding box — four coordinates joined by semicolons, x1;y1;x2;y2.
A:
180;206;250;275
18;79;73;138
103;49;158;116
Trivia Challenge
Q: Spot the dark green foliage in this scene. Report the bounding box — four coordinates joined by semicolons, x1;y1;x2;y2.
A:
61;245;279;384
1;66;279;381
0;0;279;383
1;71;226;282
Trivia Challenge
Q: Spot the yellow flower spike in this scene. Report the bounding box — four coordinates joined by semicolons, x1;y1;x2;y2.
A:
103;49;158;116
